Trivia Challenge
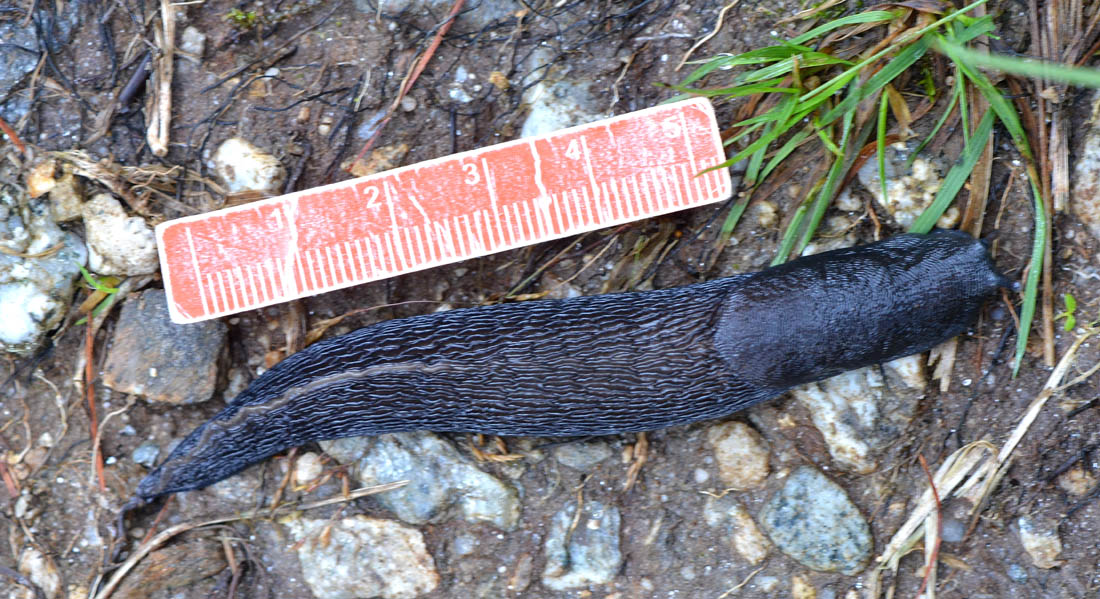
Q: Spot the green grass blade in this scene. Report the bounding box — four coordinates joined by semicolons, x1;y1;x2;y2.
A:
877;92;890;206
1015;176;1047;376
800;0;988;108
744;120;773;187
787;10;902;45
758;125;815;184
908;108;994;233
663;82;799;98
948;14;997;44
79;265;120;294
938;37;1049;376
816;123;842;156
771;201;812;266
908;79;961;167
745;95;798;185
938;40;1100;88
815;35;932;126
716;195;752;247
959;78;970;145
725;104;817;166
736;53;852;85
680;45;819;86
723;121;765;147
794;93;859;257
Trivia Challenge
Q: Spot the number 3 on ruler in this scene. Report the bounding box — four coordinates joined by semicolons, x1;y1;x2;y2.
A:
462;163;480;185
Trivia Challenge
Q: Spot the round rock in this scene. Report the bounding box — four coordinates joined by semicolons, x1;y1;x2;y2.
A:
759;466;871;575
706;421;769;490
284;515;438;599
212;137;286;194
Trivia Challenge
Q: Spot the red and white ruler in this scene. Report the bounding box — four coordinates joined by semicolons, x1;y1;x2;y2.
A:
157;97;731;324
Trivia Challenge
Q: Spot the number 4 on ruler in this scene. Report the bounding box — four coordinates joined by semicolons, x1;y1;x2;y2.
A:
156;97;732;324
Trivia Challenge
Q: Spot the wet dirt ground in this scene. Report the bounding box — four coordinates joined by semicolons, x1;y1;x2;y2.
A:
2;1;1100;598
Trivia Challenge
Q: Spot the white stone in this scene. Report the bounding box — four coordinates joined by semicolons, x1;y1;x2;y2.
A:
295;451;323;484
520;49;608;138
322;432;520;530
1071;89;1100;242
0;282;59;347
790;355;925;474
283;515;438;599
26;160;57;198
1;185;86;354
18;546;61;599
179;26;206;58
857;144;958;228
1018;516;1062;569
212;137;286;194
82;193;158;275
705;496;771;565
48;171;83;222
542;500;622;590
791;574;816;599
706;421;769;490
521;79;608;137
751;200;778;228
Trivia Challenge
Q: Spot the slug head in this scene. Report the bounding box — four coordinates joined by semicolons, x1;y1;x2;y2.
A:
714;230;1009;392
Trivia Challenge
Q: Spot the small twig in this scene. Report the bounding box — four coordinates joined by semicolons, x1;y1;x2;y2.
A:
146;0;175;156
623;432;648;491
0;461;19;497
84;321;106;493
0;242;66;259
268;446;298;513
717;566;765;598
349;0;467;170
675;1;741;71
915;454;943;599
92;396;137;499
0;113;27;155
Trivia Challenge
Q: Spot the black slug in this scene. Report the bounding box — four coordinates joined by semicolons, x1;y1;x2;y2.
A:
134;230;1009;503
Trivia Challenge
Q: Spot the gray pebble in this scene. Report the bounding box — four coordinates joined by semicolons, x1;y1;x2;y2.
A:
102;289;227;404
759;466;872;575
542;500;622;590
284;515;438;599
940;516;967;543
321;431;521;530
131;442;161;468
553;440;612;471
1007;563;1028;582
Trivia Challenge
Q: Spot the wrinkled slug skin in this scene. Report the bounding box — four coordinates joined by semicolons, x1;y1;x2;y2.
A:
136;230;1009;501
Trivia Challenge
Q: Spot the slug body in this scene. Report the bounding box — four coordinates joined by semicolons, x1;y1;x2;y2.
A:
136;230;1008;502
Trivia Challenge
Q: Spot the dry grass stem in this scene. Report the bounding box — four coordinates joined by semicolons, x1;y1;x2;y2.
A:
93;481;407;599
675;1;742;71
870;325;1097;597
147;0;176;156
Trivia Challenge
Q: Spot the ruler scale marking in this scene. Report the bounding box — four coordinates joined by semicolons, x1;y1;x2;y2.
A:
230;267;245;311
183;228;210;318
214;271;229;313
421;223;437;264
244;265;259;306
550;192;565;234
411;226;427;266
674;164;690;206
